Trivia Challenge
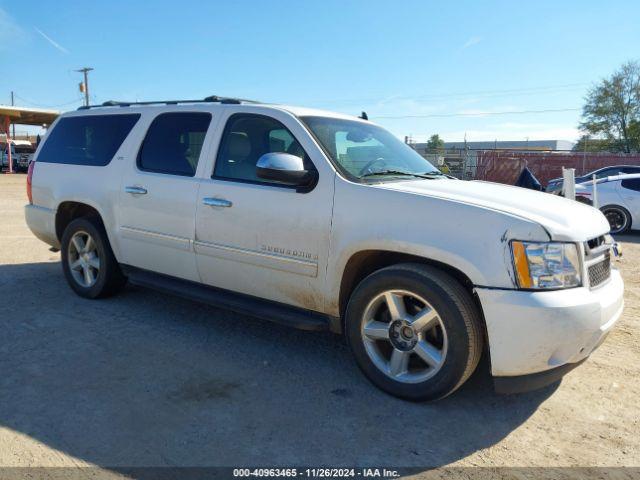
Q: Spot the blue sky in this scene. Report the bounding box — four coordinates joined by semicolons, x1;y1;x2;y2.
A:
1;0;639;143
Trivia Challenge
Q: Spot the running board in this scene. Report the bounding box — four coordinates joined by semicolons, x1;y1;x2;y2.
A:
121;265;333;332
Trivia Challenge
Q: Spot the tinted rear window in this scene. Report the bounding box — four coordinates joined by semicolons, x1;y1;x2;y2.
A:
137;112;211;177
38;114;140;166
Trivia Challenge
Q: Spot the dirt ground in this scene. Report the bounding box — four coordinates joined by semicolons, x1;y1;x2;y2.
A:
0;174;639;478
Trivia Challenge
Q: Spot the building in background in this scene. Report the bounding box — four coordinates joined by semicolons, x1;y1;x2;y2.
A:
412;139;575;153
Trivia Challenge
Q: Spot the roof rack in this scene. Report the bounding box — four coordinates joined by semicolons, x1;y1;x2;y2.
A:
77;95;260;110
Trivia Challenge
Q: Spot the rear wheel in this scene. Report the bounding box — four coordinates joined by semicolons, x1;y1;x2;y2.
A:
601;205;631;234
61;217;126;298
345;263;483;401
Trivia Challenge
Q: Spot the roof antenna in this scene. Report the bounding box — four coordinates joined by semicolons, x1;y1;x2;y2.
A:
359;111;368;121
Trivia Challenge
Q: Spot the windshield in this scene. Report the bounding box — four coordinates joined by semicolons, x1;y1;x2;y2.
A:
300;116;441;180
589;166;640;179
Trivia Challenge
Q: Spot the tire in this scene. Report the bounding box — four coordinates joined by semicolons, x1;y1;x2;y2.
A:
345;263;483;401
600;205;631;234
60;217;126;298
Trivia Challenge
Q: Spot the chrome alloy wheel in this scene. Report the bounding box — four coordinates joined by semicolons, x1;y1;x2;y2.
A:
361;290;448;383
603;207;628;234
68;231;101;288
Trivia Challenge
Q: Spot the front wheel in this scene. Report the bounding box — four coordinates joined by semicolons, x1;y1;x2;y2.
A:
345;263;483;401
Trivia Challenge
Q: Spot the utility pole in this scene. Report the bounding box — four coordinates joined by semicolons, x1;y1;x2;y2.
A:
10;91;15;137
75;67;94;106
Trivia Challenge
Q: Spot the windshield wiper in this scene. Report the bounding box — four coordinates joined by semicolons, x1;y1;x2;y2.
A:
360;170;444;180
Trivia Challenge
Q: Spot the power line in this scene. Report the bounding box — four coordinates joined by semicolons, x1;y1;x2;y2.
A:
371;107;581;120
13;93;83;108
303;82;589;107
389;83;587;101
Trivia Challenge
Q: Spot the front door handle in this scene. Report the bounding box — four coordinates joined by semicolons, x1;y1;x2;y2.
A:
125;186;148;195
203;197;233;208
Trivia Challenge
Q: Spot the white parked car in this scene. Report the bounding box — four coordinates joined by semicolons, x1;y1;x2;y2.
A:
1;142;18;172
1;140;35;172
25;97;624;401
546;165;640;194
575;174;640;234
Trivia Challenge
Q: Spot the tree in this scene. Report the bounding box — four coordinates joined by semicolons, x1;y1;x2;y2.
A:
579;61;640;153
572;135;612;152
425;134;445;153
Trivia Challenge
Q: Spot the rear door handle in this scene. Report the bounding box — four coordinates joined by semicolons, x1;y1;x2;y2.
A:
203;197;232;208
125;186;148;195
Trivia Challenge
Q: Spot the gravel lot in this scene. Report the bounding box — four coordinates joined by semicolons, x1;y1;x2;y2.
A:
1;174;638;477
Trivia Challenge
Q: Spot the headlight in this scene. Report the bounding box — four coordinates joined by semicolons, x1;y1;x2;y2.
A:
511;241;581;289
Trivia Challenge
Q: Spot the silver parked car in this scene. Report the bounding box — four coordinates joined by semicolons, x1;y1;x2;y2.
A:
575;173;640;233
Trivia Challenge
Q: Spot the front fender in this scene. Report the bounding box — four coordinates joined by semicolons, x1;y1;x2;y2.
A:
325;180;550;316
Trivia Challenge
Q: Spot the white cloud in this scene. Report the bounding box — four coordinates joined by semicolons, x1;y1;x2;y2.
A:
0;8;25;49
34;27;69;54
462;36;482;49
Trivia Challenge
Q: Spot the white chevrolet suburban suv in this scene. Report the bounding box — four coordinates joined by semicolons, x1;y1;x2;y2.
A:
25;96;624;401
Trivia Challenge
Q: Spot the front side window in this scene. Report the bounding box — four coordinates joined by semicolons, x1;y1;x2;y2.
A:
138;112;212;176
38;114;140;166
214;114;313;183
300;116;440;181
593;169;611;178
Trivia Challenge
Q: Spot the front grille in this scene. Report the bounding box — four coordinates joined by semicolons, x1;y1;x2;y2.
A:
587;235;606;250
588;251;611;288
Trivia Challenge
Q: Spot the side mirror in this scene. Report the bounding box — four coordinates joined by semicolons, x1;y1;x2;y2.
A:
256;152;315;187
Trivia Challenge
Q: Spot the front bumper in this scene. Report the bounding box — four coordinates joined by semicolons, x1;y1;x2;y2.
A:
476;268;624;381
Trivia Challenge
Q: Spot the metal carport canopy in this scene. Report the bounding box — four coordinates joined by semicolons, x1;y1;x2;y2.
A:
0;105;59;126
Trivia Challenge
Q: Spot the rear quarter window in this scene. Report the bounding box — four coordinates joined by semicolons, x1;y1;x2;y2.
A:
37;114;140;166
621;178;640;192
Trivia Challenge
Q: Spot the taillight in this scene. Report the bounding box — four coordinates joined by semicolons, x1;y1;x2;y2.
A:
27;161;35;204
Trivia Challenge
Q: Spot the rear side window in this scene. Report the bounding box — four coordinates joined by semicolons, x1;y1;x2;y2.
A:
137;112;212;177
621;178;640;192
38;114;140;166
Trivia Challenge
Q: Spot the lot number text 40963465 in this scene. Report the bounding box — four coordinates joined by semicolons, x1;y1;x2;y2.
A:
232;468;400;478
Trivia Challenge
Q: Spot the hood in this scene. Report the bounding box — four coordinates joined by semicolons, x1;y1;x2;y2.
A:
375;178;610;242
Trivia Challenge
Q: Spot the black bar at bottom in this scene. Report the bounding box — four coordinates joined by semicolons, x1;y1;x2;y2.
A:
494;358;587;394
